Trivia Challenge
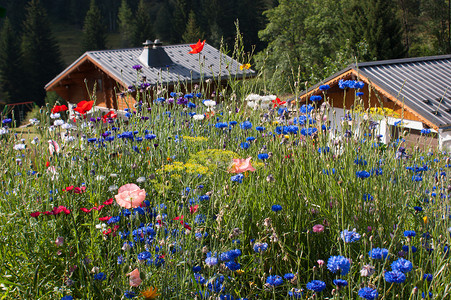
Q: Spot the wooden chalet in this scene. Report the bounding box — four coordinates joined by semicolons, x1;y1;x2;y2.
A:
45;40;255;112
298;55;451;149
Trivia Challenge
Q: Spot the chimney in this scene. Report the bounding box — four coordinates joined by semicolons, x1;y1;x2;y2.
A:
138;39;173;68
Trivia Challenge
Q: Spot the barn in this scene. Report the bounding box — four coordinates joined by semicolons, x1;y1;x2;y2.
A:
45;40;254;113
298;55;451;150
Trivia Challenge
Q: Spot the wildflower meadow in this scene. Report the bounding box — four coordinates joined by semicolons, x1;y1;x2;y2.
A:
1;47;451;300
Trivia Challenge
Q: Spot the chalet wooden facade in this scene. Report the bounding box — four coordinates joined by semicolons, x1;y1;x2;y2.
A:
298;55;451;149
45;40;255;112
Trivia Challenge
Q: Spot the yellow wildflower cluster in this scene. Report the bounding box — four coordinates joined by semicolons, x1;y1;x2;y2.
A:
187;149;239;171
182;135;209;143
157;161;210;176
369;107;400;118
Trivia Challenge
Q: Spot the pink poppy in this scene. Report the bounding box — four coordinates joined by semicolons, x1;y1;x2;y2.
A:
48;140;60;155
126;268;142;287
312;224;325;233
114;184;146;208
228;157;256;174
99;216;112;221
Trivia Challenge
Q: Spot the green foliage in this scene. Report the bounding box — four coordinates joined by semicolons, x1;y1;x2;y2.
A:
130;0;153;47
21;0;63;107
182;10;204;43
117;0;133;48
0;18;24;104
81;0;107;52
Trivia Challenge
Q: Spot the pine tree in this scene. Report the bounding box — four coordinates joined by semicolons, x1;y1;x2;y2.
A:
21;0;63;106
81;0;107;52
172;0;188;42
0;18;24;103
182;10;203;43
118;0;133;47
154;2;173;42
131;0;153;46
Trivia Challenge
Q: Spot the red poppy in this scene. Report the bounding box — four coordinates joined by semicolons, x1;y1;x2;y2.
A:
73;100;94;115
30;212;41;218
52;104;68;114
272;97;286;108
189;205;199;214
99;216;112;221
103;198;114;205
46;161;50;167
102;111;117;123
189;39;206;54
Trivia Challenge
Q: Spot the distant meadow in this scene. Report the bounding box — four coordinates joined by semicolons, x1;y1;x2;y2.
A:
1;41;450;300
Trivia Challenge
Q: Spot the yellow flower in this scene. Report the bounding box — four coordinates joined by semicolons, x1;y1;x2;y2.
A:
423;216;428;224
239;63;251;70
236;269;244;275
141;286;160;299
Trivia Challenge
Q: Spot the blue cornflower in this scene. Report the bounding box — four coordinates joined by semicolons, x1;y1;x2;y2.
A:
205;256;218;267
61;297;73;300
124;290;136;298
215;122;228;129
306;280;326;292
288;288;303;298
265;275;283;287
256;126;266;131
194;273;206;284
258;153;269;160
253;242;268;253
272;204;282;212
421;129;431;134
240;121;252;130
391;258;413;273
358;287;378;300
300;104;314;113
187;102;196;108
93;272;106;281
402;245;417;253
422;292;433;299
404;230;416;237
340;229;361;243
240;142;250;149
246;136;256;142
300;127;317;136
310;95;322;101
414;206;423;212
137;251;152;261
423;273;433;281
327;255;351;275
412;175;423;182
193;266;201;273
356;170;370;179
319;84;330;91
225;261;241;271
132;64;142;70
356;92;364;97
368;247;389;259
231;174;244;183
333;279;348;287
107;216;121;224
284;273;295;280
384;270;406;283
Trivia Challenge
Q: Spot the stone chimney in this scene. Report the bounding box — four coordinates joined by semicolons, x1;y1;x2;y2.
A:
138;39;173;68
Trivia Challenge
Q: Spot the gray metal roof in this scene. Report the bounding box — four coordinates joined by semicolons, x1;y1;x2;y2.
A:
302;54;451;129
46;42;255;89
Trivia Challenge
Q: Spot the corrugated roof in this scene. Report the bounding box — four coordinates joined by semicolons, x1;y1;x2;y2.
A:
301;54;451;129
45;42;255;90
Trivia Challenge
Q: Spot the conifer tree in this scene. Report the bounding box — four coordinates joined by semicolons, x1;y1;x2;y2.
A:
118;0;133;47
131;0;153;46
154;2;173;42
172;0;188;42
0;18;24;103
182;10;203;43
21;0;63;106
81;0;107;52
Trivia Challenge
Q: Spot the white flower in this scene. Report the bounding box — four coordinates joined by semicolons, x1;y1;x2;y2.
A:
247;101;257;109
29;118;40;125
96;175;106;181
48;125;56;132
0;128;9;135
203;100;216;107
61;123;73;130
110;173;118;177
108;185;118;192
193;114;205;120
63;136;75;142
31;137;39;144
261;95;277;102
54;119;65;126
13;144;26;150
245;93;262;102
136;176;146;183
50;113;60;119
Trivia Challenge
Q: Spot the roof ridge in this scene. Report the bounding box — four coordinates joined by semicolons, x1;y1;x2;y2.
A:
350;54;451;68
